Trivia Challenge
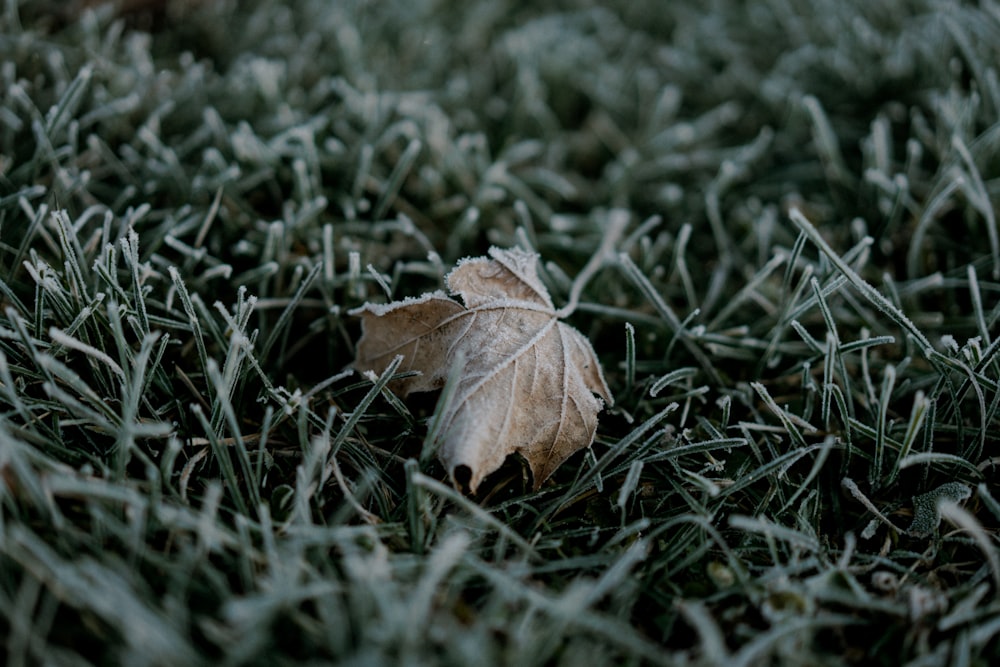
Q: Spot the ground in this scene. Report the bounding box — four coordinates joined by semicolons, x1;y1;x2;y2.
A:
1;1;999;664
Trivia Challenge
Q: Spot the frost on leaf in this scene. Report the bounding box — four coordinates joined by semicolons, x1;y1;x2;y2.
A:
906;482;972;536
350;246;612;493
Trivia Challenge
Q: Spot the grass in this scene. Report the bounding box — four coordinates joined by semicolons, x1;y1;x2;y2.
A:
1;0;1000;664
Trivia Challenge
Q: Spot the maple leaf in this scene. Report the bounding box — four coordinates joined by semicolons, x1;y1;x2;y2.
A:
350;246;612;493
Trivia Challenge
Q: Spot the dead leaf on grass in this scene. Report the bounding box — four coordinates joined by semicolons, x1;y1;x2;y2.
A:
351;246;612;493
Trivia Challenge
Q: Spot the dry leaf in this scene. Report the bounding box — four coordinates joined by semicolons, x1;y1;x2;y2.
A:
350;246;612;493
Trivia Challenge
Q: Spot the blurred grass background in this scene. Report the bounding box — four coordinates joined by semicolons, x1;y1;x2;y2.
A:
1;0;1000;664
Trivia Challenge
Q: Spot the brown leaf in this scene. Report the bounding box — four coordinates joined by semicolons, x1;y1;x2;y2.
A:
350;247;612;493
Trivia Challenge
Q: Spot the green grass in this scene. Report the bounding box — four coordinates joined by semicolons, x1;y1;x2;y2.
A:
2;0;1000;664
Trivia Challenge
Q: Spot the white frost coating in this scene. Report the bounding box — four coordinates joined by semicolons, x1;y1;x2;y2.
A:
348;290;452;317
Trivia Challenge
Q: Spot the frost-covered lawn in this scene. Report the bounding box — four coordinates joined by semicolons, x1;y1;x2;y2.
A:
1;1;999;664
